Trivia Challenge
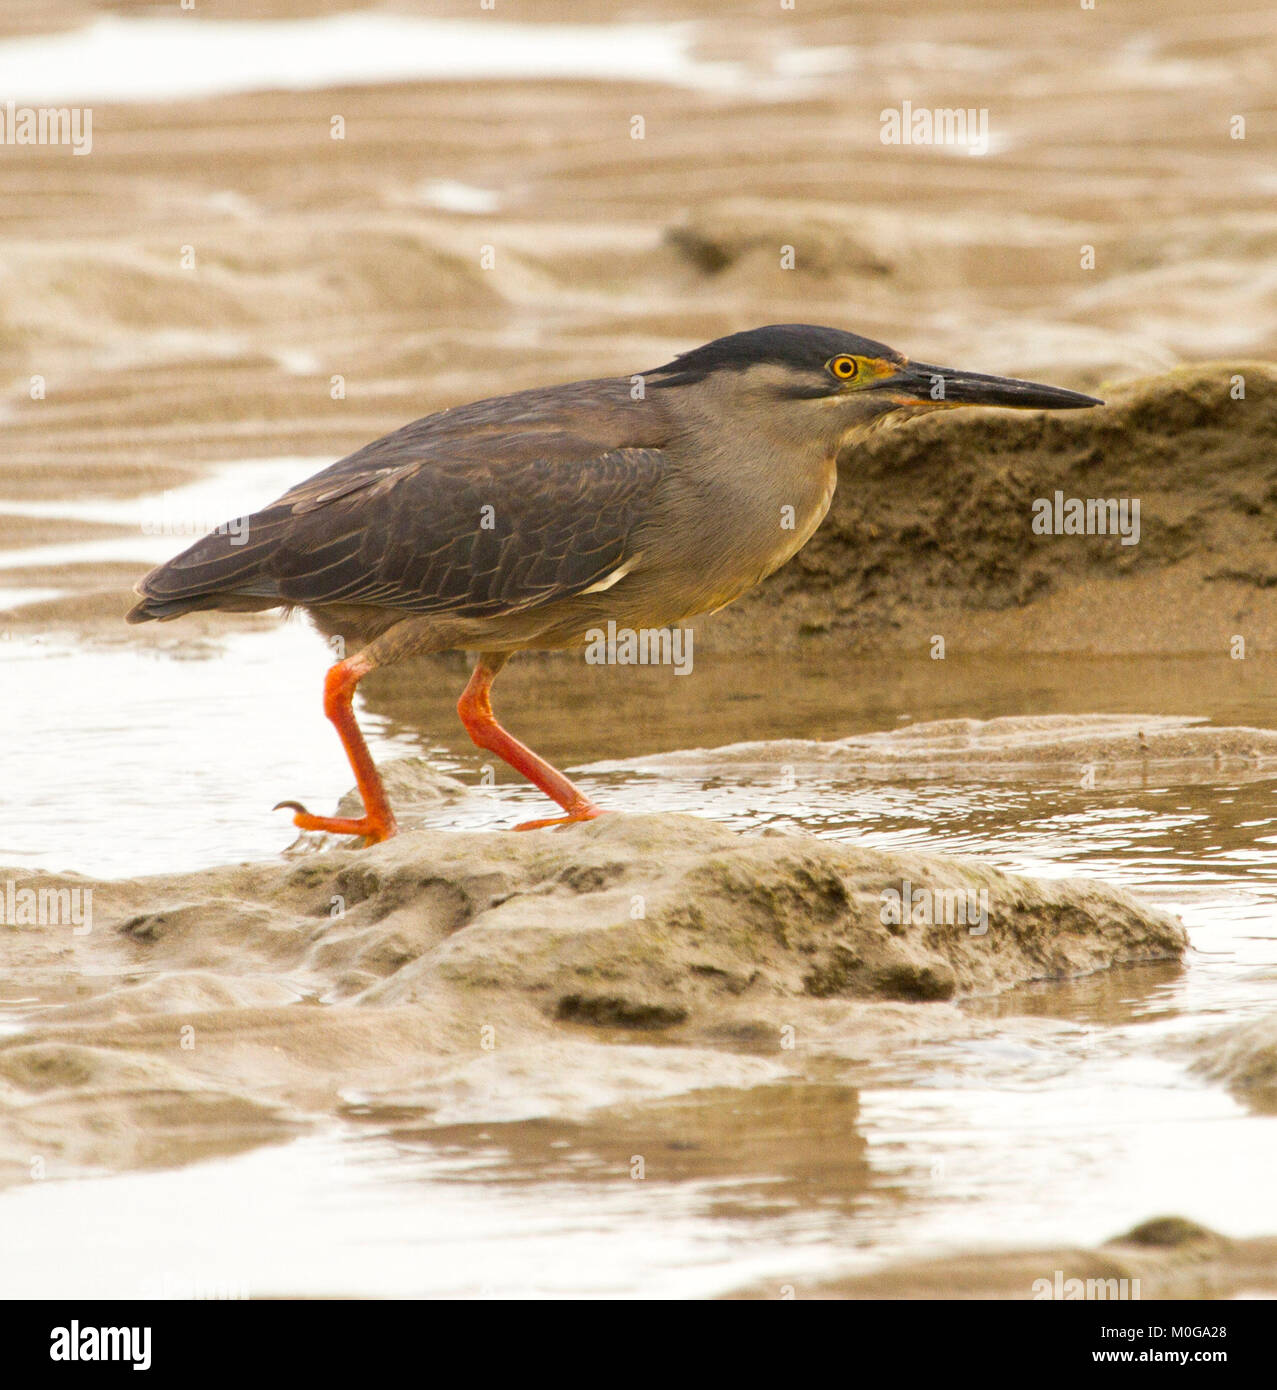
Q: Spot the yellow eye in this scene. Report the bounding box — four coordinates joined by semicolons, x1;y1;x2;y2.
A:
829;355;859;381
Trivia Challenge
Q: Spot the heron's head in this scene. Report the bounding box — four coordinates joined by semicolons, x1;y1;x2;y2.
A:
646;324;1102;454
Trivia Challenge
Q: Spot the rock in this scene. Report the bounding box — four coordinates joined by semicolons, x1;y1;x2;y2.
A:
1190;1013;1277;1112
0;1042;296;1185
1111;1216;1224;1250
724;1219;1277;1300
0;812;1187;1185
331;813;1186;1016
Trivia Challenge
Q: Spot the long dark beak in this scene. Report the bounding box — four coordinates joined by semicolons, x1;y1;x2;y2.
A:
882;360;1103;410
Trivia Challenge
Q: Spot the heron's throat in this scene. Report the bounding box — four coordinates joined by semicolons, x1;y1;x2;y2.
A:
835;404;927;450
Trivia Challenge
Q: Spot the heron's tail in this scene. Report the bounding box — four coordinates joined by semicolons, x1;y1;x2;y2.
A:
126;508;288;623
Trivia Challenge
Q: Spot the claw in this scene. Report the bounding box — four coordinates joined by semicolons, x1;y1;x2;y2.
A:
274;799;397;845
513;805;608;832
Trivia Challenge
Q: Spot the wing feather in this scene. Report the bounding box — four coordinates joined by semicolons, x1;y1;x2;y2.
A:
131;440;666;622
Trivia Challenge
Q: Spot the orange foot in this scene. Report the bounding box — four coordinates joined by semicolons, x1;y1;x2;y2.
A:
513;804;609;832
274;800;398;845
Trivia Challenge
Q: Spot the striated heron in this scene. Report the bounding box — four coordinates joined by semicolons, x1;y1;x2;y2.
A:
129;324;1101;843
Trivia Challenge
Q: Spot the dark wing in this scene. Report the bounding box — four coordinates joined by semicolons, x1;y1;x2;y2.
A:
129;443;665;622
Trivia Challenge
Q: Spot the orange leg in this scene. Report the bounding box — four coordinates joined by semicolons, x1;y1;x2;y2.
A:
275;654;398;845
458;656;606;831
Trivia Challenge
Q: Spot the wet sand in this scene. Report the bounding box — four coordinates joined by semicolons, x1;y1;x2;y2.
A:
727;1219;1277;1300
0;801;1188;1187
6;709;1277;1300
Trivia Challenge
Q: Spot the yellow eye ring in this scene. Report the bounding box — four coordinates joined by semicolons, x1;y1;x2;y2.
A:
829;355;859;381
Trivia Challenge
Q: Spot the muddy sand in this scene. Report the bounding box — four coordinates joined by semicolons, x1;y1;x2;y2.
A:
23;706;1277;1211
727;1217;1277;1300
1;794;1188;1189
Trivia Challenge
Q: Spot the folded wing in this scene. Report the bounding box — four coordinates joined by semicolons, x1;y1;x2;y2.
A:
128;439;665;623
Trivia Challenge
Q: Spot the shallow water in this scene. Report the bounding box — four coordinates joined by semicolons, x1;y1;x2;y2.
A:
3;586;1277;1294
0;15;751;104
